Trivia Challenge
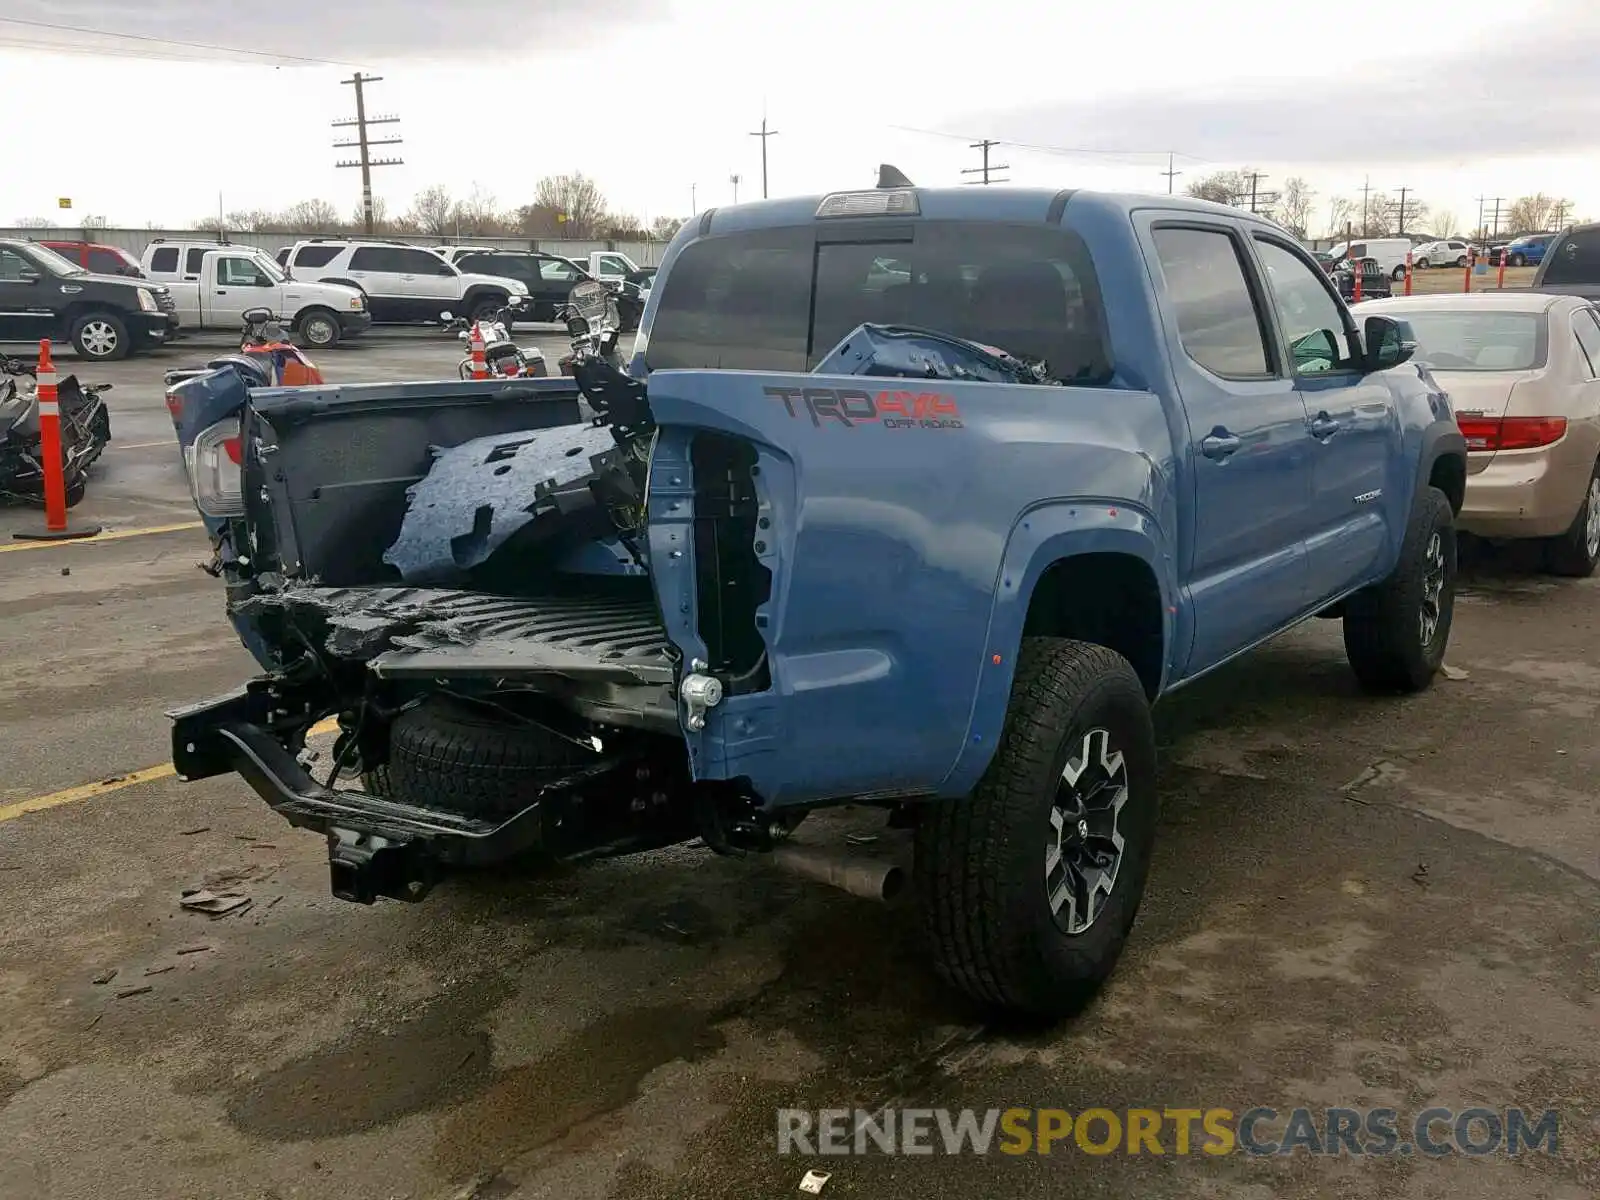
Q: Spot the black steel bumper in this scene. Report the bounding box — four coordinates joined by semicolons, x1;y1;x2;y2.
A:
338;310;373;335
169;685;596;904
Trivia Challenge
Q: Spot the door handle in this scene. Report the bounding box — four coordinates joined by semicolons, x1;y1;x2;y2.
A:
1201;431;1242;460
1309;413;1341;439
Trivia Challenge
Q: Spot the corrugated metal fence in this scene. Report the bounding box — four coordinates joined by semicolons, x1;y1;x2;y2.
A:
0;228;669;266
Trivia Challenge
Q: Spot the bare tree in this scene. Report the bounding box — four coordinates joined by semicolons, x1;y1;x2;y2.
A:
407;185;456;237
650;215;687;241
349;196;390;233
1505;193;1565;233
1276;177;1315;238
1324;196;1356;239
1430;210;1461;239
281;199;341;231
513;203;565;238
453;184;507;236
533;173;608;238
1186;169;1249;206
13;216;50;228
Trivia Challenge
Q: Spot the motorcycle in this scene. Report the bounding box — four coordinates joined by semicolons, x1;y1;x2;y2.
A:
443;307;548;379
164;307;326;442
0;356;113;508
556;280;625;376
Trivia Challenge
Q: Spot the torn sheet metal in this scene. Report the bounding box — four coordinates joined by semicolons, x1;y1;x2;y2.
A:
383;424;616;583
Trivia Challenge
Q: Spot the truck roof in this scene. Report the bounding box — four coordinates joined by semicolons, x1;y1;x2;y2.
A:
692;185;1283;238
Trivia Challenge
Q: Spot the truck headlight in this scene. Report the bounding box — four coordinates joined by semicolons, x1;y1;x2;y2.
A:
137;289;158;312
349;296;364;310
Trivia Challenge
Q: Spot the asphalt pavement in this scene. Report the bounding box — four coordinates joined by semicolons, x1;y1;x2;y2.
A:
0;333;1596;1200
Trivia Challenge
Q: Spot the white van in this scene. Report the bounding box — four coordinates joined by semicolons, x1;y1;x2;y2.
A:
1326;238;1415;282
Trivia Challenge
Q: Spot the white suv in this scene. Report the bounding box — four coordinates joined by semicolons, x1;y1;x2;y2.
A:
282;239;529;325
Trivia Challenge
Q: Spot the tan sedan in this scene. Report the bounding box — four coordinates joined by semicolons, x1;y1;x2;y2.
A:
1363;292;1600;576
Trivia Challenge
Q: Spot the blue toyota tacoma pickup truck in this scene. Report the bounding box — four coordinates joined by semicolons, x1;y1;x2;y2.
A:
168;174;1466;1017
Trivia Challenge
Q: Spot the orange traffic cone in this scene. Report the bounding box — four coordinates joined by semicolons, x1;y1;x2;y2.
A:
13;339;102;542
468;322;489;380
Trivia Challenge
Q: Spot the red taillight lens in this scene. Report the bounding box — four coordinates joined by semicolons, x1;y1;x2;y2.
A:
222;435;242;466
165;390;182;418
1456;416;1567;452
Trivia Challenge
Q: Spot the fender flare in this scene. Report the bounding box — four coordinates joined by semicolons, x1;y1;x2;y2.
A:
460;286;510;313
1413;416;1468;514
937;499;1177;797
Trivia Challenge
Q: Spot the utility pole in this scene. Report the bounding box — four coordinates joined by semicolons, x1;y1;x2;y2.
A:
1395;186;1410;234
334;73;403;235
961;139;1009;185
1160;152;1182;195
691;183;697;216
748;117;779;200
729;173;742;203
1359;176;1372;237
1554;198;1571;229
1490;196;1504;237
1476;195;1487;238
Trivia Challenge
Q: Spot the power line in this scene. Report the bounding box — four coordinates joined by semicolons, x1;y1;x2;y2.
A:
0;16;356;66
892;124;1207;169
962;139;1009;186
334;74;403;235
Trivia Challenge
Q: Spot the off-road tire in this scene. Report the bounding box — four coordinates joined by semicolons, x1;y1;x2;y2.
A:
469;296;509;323
1544;459;1600;577
378;696;595;820
914;638;1159;1018
1343;485;1455;693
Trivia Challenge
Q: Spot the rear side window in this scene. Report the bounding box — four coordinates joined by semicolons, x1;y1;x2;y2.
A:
1572;310;1600;377
460;254;530;281
539;257;584;283
647;221;1112;383
149;247;179;274
293;245;343;268
349;246;397;272
1541;229;1600;286
185;248;207;275
1152;227;1271;377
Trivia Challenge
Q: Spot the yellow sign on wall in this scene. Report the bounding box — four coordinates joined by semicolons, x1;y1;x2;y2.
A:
58;198;71;209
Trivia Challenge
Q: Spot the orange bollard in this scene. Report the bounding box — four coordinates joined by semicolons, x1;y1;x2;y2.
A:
1464;249;1475;293
468;322;489;380
1352;259;1363;303
12;340;102;542
1497;247;1508;290
1404;249;1414;296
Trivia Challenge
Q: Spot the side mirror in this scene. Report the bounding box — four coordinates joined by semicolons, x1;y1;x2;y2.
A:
1364;315;1416;371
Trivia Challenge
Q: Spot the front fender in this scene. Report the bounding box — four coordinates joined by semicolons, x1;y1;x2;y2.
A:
939;506;1177;797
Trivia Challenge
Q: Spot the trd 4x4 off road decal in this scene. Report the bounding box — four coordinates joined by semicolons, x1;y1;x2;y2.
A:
763;386;964;430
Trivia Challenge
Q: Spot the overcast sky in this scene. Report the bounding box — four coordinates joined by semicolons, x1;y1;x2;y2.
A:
0;0;1592;235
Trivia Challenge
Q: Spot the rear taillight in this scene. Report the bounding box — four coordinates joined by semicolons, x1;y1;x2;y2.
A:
185;417;245;517
1455;416;1568;452
165;389;182;419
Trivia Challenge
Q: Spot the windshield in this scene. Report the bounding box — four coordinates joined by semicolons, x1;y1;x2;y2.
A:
645;221;1112;383
249;253;288;284
26;244;85;276
1399;310;1547;371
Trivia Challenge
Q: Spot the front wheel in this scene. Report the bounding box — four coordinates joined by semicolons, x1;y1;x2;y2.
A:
1544;461;1600;577
1511;253;1527;267
1392;265;1408;282
297;308;341;350
71;312;130;362
915;638;1158;1018
1454;255;1468;268
470;298;507;323
1414;258;1430;270
1343;485;1456;693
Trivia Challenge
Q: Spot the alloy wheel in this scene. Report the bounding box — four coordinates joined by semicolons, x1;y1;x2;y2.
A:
80;321;118;357
1585;478;1600;562
1419;530;1446;647
1045;727;1129;935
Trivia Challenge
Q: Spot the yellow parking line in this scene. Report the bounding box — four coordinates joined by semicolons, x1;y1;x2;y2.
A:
0;717;341;825
0;520;203;553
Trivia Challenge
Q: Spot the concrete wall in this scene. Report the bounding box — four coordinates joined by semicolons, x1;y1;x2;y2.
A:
2;228;670;266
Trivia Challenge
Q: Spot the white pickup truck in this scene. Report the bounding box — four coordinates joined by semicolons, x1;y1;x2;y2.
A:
581;250;644;287
141;244;370;347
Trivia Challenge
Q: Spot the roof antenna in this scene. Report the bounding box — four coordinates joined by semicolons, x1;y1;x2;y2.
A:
877;163;914;189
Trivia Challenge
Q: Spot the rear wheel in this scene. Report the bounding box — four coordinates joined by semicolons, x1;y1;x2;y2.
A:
1414;257;1430;270
1454;255;1469;268
1511;253;1527;267
1343;485;1455;693
1392;265;1408;282
470;297;508;324
1544;462;1600;577
915;639;1158;1018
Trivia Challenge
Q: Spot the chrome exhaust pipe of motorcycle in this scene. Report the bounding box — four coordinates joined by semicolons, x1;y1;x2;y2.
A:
767;844;905;902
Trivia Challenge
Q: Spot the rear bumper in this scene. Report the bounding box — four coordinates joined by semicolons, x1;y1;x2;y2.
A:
170;687;602;902
1460;443;1594;539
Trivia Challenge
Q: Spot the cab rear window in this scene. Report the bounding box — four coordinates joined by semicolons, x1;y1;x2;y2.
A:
645;221;1112;383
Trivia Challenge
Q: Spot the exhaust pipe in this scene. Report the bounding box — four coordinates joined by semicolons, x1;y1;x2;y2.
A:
768;844;905;902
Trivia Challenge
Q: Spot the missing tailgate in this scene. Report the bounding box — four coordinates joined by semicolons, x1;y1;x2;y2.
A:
691;432;771;694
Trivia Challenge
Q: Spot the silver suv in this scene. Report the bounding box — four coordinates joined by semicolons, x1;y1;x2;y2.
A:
282;240;529;325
